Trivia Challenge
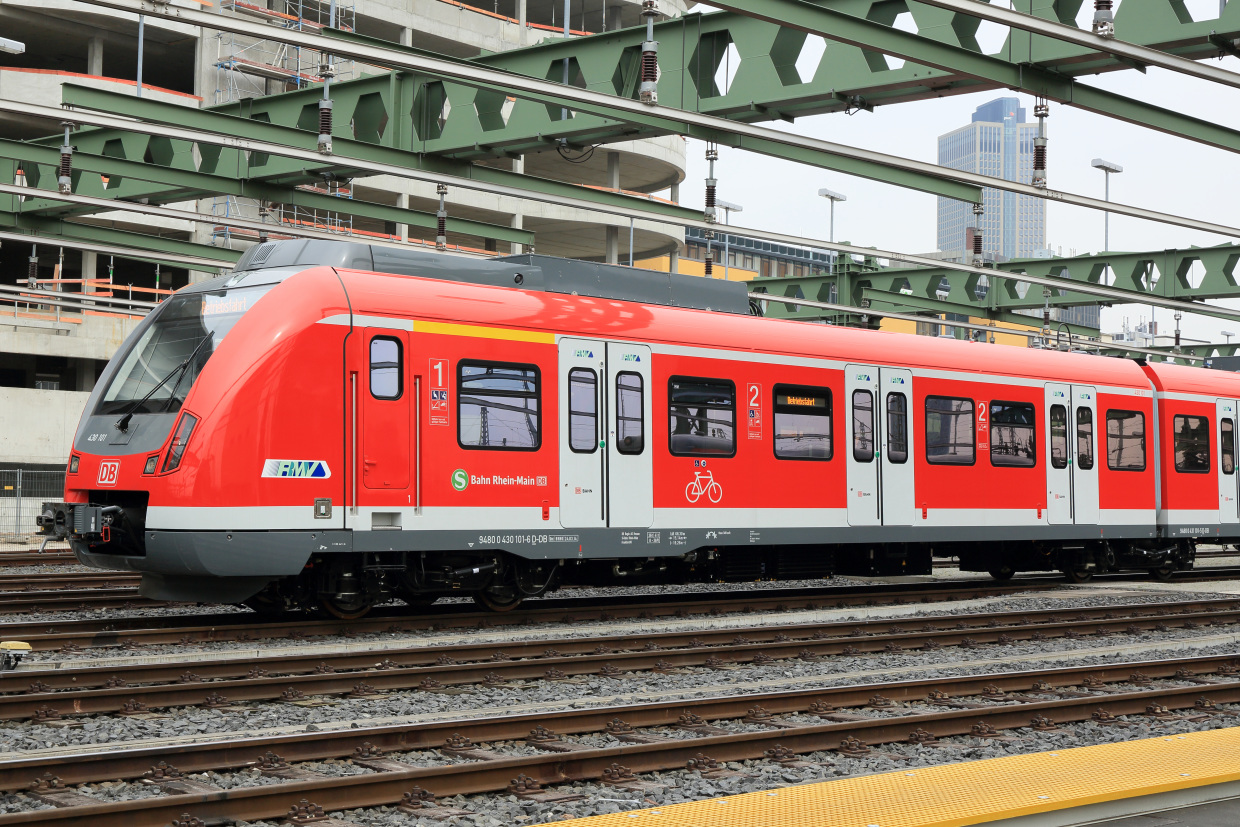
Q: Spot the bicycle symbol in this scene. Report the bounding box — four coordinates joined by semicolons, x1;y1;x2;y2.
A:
685;470;723;504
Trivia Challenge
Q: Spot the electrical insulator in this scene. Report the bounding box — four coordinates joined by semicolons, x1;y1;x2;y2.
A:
436;183;448;250
26;248;37;290
704;229;715;278
1031;99;1049;189
318;99;334;155
638;0;659;105
971;203;984;268
704;147;718;224
1092;0;1114;38
58;123;73;195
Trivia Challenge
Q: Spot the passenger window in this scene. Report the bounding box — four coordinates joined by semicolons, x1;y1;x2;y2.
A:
568;368;597;454
669;377;735;456
457;361;540;450
1173;414;1211;473
773;385;831;460
852;390;874;463
886;393;908;464
1106;410;1145;471
1077;407;1094;471
1050;405;1067;469
616;372;644;455
1223;419;1235;475
925;396;975;465
369;337;402;399
990;401;1036;467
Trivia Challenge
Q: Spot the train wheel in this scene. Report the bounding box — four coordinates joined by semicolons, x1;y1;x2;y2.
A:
318;595;374;620
472;588;524;612
1148;566;1175;582
987;565;1015;581
1062;568;1093;584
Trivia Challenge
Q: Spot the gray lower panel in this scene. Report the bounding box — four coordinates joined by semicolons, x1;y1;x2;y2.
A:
77;530;346;577
139;573;274;603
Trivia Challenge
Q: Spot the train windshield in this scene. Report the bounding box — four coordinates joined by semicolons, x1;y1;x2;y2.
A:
95;285;275;416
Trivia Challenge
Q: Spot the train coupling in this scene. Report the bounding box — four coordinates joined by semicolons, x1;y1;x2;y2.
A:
37;502;122;542
0;642;31;671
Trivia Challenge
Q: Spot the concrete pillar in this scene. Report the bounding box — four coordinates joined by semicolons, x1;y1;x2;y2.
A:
668;182;680;273
510;155;526;255
670;182;679;204
605;152;621;264
81;252;97;294
397;191;410;242
604;3;623;31
400;28;413;47
87;37;104;77
76;360;95;392
518;0;528;44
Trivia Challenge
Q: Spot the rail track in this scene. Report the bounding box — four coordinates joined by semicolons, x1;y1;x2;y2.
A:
0;652;1236;825
6;597;1239;721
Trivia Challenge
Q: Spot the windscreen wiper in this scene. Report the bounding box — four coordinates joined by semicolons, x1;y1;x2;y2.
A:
114;335;212;432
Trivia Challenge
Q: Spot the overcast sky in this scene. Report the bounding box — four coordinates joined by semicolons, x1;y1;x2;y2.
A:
677;22;1240;345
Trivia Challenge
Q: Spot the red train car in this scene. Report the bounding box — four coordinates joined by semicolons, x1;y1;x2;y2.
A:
38;241;1240;616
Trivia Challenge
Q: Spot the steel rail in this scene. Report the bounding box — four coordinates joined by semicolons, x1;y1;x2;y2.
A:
0;228;229;271
62;0;1240;237
1;651;1235;792
3;677;1238;825
0;590;155;615
9;602;1239;720
0;573;138;592
908;0;1240;91
0;554;77;567
753;293;1209;360
10;596;1234;693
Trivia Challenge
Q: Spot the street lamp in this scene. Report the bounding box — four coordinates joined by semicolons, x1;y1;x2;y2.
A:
1223;331;1235;346
1090;158;1123;252
716;199;742;280
0;38;25;55
818;188;846;243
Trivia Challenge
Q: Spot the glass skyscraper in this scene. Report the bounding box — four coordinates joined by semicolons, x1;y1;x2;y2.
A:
937;97;1046;261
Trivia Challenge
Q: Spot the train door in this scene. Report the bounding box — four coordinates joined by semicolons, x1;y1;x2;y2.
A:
1217;399;1239;523
360;330;411;494
1072;386;1099;525
607;342;653;527
558;338;606;528
845;365;880;526
880;368;914;525
1045;383;1072;525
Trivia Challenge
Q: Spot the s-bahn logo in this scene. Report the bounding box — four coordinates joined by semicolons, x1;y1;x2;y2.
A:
97;460;120;487
451;469;469;491
262;460;331;479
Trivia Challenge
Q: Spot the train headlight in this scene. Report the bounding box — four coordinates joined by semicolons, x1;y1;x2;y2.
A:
68;454;79;474
161;413;198;473
143;455;159;475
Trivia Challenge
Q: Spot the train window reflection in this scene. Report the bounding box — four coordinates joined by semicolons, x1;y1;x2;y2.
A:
1106;410;1145;471
852;390;874;463
1050;405;1068;469
991;401;1036;468
773;384;831;461
925;396;975;465
669;377;735;456
568;368;597;454
1173;414;1211;473
457;361;541;451
369;337;403;400
616;373;644;455
886;393;908;464
1223;419;1235;476
1077;407;1094;471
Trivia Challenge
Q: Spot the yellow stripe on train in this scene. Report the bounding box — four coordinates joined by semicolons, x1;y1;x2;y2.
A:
413;320;555;344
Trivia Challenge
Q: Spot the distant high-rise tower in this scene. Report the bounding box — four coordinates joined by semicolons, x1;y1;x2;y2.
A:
937;97;1046;261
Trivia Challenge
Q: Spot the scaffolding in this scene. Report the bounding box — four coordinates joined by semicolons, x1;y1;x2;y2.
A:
215;0;356;105
211;182;356;249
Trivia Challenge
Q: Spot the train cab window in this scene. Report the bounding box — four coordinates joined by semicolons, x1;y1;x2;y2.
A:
1077;408;1095;471
990;402;1036;467
1050;405;1068;470
1173;414;1211;473
369;337;402;399
925;396;975;465
852;390;875;463
773;385;831;460
567;368;597;454
669;377;735;456
616;372;644;455
886;393;908;464
457;361;541;451
1106;410;1145;471
1222;419;1235;475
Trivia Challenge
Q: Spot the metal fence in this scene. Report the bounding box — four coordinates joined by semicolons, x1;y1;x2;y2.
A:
0;470;65;543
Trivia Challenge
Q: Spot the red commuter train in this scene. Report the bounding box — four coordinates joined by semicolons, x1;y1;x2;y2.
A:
39;240;1239;616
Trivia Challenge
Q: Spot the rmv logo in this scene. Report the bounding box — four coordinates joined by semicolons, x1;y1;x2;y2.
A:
97;460;120;487
622;354;642;362
574;349;594;358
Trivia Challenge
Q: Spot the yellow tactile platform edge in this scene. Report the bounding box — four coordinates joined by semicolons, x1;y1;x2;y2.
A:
554;726;1240;827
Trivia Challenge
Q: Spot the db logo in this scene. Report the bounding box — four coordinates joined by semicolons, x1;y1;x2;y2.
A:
97;460;120;487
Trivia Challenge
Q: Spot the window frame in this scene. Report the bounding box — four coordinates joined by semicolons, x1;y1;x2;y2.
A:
667;375;737;458
1076;407;1095;471
851;389;876;463
989;399;1037;468
771;383;833;462
567;367;598;455
1105;409;1146;472
1049;404;1068;470
456;359;542;452
1172;413;1212;474
368;336;404;401
615;371;645;456
1223;418;1235;476
886;392;909;465
924;395;976;466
